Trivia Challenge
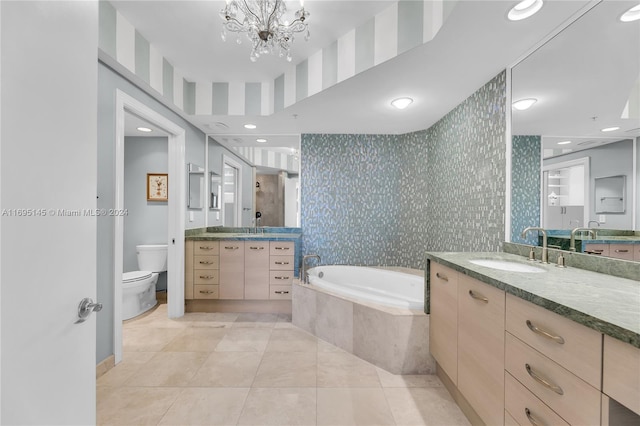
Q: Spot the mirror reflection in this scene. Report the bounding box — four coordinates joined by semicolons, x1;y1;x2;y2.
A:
187;163;204;209
512;1;639;237
210;172;221;210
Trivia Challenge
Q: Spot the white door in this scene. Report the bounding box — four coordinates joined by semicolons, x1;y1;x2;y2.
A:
1;2;98;424
223;158;242;226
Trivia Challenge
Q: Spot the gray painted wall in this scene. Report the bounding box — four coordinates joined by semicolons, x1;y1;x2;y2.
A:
124;136;168;290
301;72;507;269
544;139;634;230
97;62;253;364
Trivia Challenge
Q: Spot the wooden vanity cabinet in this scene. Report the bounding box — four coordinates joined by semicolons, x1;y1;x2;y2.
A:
457;274;505;426
244;242;270;299
219;242;244;299
429;263;458;384
185;240;220;300
269;241;294;299
603;335;640;416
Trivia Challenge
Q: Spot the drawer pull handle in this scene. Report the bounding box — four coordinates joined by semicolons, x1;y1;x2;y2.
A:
199;246;214;250
274;291;290;294
275;261;289;265
224;246;239;250
526;320;565;344
199;291;216;294
275;276;290;280
275;247;290;250
615;249;629;253
435;272;448;282
525;408;545;426
525;364;564;395
249;246;264;250
199;261;215;265
199;275;215;279
468;290;488;303
591;249;604;252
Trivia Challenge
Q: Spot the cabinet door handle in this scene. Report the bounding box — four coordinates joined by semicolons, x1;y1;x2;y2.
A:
275;247;290;250
274;291;290;294
199;246;215;250
468;290;488;303
199;261;215;265
275;261;289;265
591;249;604;252
615;249;629;253
274;276;290;280
199;275;214;279
435;272;448;282
525;364;564;395
249;246;265;250
525;408;545;426
224;246;239;250
199;290;216;294
526;320;565;344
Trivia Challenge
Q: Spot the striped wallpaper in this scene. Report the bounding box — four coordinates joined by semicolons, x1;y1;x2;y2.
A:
99;0;445;117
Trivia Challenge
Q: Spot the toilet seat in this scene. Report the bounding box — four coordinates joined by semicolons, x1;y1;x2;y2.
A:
123;271;152;284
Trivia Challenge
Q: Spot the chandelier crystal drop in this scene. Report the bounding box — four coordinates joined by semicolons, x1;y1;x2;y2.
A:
220;0;310;62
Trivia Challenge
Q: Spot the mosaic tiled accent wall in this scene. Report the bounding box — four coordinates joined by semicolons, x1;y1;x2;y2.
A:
511;135;541;244
301;72;507;269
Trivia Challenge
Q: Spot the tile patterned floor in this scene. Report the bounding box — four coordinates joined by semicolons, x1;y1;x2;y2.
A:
97;303;470;426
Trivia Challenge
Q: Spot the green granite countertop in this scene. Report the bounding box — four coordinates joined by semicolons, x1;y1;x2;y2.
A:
186;232;301;241
426;251;640;348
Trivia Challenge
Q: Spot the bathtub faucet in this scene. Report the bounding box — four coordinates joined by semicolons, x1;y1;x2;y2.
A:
302;254;321;284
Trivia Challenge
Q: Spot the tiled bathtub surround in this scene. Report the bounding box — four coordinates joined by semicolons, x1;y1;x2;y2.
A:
293;282;434;375
301;71;507;269
511;135;541;244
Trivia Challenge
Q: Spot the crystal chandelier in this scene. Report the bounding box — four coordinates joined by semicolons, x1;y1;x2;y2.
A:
220;0;310;62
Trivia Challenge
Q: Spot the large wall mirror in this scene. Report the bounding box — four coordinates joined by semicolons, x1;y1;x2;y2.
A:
511;1;639;243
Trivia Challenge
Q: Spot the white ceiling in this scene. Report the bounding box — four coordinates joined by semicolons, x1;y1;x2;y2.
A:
110;0;639;154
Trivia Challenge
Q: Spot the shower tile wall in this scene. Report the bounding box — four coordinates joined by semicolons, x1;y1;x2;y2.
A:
301;71;507;269
511;135;541;244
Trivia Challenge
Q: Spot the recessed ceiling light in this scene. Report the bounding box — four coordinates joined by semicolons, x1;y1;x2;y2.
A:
620;4;640;22
557;140;572;145
512;98;537;110
256;138;267;143
391;97;413;110
244;124;257;129
601;126;620;132
137;127;152;133
508;0;544;21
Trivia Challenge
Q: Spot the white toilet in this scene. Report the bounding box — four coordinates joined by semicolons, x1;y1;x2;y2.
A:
122;244;168;320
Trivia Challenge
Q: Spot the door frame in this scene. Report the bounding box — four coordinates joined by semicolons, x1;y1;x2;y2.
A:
222;155;243;227
114;90;186;363
541;156;590;228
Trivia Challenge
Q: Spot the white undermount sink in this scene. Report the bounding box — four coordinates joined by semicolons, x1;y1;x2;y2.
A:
469;259;546;273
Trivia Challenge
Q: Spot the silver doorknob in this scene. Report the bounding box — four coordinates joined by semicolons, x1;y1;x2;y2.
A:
75;297;102;324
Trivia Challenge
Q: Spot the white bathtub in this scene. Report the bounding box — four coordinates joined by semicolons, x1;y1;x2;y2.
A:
307;265;424;310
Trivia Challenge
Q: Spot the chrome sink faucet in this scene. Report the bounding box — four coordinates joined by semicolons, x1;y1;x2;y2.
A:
302;254;320;284
569;227;596;252
522;227;549;264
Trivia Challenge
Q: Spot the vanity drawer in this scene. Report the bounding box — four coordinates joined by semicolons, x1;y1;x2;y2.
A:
270;270;294;285
505;332;601;425
429;262;458;384
194;255;219;269
194;269;219;284
194;241;219;255
635;244;640;262
270;255;294;270
269;285;292;300
583;243;609;256
608;244;635;261
603;335;640;415
504;410;519;426
194;284;219;299
505;373;570;426
506;294;602;388
270;241;294;255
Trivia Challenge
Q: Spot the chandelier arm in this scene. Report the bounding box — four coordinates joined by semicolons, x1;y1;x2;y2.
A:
266;0;280;31
242;0;263;27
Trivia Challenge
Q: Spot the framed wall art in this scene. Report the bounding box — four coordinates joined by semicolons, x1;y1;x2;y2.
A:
147;173;168;201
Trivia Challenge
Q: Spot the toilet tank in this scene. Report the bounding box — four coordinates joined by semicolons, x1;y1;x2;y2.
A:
136;244;168;272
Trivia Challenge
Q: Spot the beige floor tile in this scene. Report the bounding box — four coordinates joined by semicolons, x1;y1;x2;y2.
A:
189;352;263;387
317;388;395;426
317;338;347;353
317;352;381;388
274;313;295;329
384;387;470;426
124;305;189;330
232;312;280;328
265;328;318;352
97;386;181;425
158;387;250;426
125;352;209;387
237;388;317;425
97;360;145;388
182;312;239;328
253;352;317;387
121;351;157;364
122;327;182;352
376;368;444;388
162;327;227;352
215;328;272;352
